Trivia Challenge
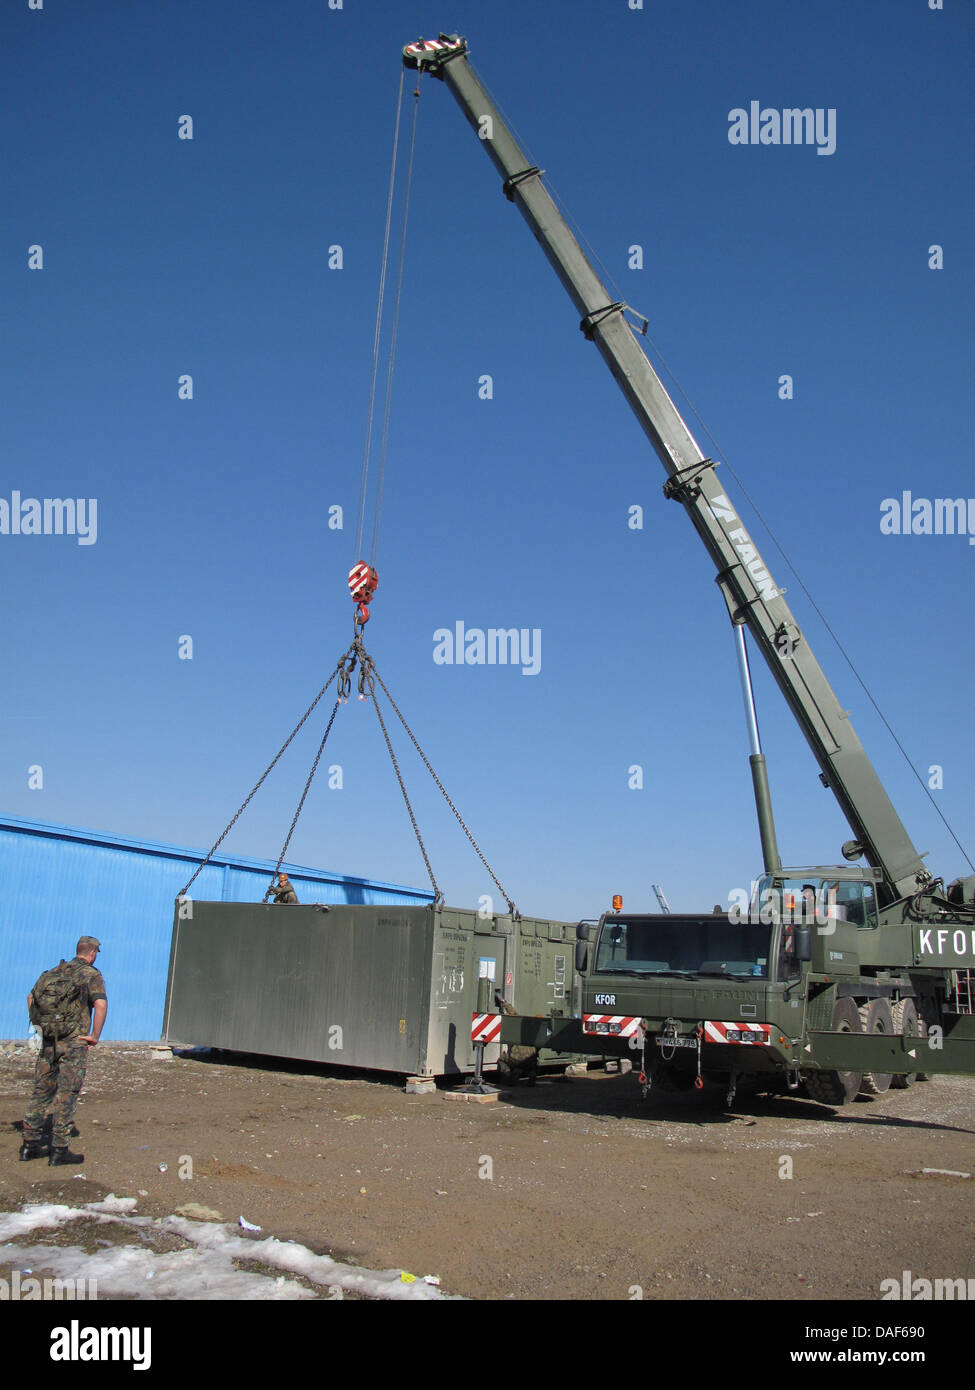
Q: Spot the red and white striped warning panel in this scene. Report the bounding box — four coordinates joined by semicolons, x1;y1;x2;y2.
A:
583;1015;643;1038
348;562;378;603
471;1012;502;1044
704;1021;773;1045
403;36;465;62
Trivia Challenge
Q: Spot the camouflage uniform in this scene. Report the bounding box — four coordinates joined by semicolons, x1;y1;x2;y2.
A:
23;957;107;1150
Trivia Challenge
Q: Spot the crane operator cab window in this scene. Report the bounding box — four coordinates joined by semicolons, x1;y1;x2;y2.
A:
829;879;879;929
762;875;879;977
762;875;879;931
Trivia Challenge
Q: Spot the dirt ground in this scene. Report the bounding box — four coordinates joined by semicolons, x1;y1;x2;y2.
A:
2;1041;974;1303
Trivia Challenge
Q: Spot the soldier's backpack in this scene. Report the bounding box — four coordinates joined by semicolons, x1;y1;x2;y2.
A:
29;960;88;1040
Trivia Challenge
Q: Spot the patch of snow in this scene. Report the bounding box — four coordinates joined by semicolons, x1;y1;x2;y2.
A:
0;1197;455;1301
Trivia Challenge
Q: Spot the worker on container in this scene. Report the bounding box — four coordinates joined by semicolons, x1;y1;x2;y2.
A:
270;872;299;904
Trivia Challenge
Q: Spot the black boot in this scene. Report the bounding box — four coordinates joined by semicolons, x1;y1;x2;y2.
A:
49;1146;85;1167
19;1139;45;1161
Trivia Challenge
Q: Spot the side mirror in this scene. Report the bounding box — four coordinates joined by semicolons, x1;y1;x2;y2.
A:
575;940;589;974
794;925;812;962
575;921;590;941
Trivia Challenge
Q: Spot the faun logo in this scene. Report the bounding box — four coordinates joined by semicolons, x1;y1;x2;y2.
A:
710;495;779;601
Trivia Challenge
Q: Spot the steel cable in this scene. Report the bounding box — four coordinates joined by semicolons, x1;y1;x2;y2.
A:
353;69;406;565
370;82;421;570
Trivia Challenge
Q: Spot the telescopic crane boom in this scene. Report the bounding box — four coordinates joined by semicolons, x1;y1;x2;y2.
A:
403;35;930;909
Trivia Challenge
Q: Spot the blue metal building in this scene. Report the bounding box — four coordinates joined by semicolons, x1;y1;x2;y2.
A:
0;814;432;1040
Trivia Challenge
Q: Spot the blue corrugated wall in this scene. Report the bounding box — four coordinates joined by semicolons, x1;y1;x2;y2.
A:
0;815;433;1040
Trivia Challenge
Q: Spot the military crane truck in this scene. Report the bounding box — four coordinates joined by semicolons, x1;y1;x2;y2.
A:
404;34;975;1106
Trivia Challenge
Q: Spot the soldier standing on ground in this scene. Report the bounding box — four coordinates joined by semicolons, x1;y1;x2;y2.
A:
270;873;299;904
19;936;107;1167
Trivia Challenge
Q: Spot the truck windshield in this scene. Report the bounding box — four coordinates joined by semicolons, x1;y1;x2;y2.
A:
593;916;771;979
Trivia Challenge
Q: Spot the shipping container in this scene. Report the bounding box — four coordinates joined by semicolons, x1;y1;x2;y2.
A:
163;900;576;1075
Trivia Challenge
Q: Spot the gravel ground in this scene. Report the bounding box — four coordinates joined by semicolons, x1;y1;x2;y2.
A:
2;1041;974;1302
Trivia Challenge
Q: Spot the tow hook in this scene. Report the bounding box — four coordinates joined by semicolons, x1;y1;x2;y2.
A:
638;1025;651;1099
659;1017;679;1061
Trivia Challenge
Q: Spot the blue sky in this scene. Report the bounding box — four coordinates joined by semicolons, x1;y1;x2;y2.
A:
3;0;973;922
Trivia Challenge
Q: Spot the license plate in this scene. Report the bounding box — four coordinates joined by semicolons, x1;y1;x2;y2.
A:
656;1035;697;1049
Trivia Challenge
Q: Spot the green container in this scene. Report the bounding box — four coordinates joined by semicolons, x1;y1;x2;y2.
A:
163;901;575;1076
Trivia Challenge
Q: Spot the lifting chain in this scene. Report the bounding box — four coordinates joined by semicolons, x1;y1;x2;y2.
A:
365;647;518;918
694;1026;704;1089
358;645;443;907
176;656;348;901
262;694;343;901
177;630;517;919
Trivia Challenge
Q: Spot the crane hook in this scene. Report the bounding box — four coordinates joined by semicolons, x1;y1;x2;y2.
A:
348;562;378;629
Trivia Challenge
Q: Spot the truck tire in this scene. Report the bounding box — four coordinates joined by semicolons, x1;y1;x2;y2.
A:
803;996;863;1107
858;997;894;1095
890;999;918;1088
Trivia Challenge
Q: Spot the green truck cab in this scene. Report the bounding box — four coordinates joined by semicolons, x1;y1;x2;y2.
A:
573;864;975;1106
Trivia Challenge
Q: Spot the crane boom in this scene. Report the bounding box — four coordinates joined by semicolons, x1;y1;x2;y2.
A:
404;35;929;905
